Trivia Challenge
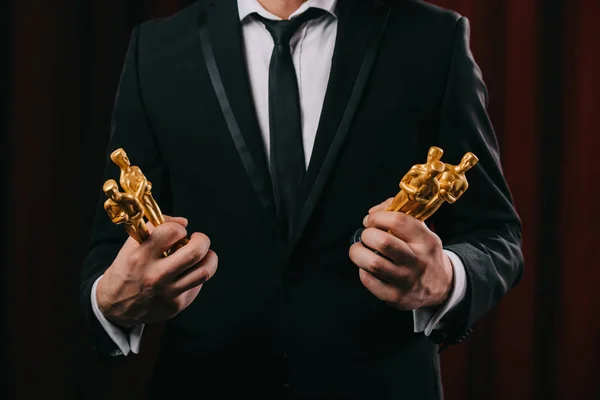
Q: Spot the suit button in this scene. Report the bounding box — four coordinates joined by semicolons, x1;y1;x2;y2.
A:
282;352;289;391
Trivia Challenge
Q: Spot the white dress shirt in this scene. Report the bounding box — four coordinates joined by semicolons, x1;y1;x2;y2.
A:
92;0;468;356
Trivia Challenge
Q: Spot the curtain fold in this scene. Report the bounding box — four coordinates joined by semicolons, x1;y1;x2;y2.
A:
6;0;599;399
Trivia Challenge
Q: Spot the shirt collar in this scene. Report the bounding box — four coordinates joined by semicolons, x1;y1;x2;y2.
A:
237;0;338;22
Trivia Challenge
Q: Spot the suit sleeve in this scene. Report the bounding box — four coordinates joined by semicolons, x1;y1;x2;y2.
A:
429;17;524;346
79;24;171;357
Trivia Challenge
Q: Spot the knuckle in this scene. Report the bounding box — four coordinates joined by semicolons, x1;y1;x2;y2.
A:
193;232;211;248
425;235;443;254
190;233;211;256
160;223;187;241
143;272;162;290
398;269;413;283
393;212;407;228
185;248;203;267
196;268;210;284
368;257;383;275
175;224;188;239
379;236;395;252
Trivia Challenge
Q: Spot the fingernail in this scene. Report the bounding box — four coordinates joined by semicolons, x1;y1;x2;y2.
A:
363;215;369;226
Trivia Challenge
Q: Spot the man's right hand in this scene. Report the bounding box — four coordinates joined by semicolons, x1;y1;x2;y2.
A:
96;216;218;328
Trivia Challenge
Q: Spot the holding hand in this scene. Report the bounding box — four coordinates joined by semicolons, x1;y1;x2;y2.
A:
96;215;218;328
349;199;453;310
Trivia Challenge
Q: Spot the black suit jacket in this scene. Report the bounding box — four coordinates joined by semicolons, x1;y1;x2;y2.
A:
80;1;524;398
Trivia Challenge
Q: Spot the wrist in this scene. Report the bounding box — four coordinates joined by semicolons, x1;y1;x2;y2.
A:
96;274;136;329
96;274;110;314
437;254;454;305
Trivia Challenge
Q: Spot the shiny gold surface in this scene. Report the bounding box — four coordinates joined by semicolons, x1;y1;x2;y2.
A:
387;147;478;222
110;148;165;227
103;148;188;253
103;179;149;244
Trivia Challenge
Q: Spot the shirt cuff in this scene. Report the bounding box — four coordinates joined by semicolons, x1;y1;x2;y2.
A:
413;249;468;336
91;275;145;356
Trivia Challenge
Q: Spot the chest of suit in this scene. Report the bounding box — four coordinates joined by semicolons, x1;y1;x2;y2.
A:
136;4;452;248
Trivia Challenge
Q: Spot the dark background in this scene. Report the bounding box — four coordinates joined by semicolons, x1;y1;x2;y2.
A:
4;0;600;399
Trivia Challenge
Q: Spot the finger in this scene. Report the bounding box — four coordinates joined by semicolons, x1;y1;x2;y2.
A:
157;232;212;280
358;268;402;304
349;242;410;285
169;250;218;296
147;216;188;234
175;285;203;312
141;222;188;257
163;215;188;227
364;211;429;244
360;227;417;266
368;198;394;214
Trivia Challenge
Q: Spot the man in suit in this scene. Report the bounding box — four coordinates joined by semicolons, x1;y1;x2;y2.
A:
81;0;524;398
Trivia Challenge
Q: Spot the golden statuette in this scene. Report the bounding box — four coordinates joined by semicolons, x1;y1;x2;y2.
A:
103;179;149;244
103;148;189;253
388;146;479;222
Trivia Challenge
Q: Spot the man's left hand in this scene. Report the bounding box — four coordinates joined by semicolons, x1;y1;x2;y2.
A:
349;198;454;310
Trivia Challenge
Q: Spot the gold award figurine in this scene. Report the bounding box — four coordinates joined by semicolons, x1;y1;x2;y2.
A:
387;146;478;222
110;148;165;228
103;148;188;253
103;179;149;244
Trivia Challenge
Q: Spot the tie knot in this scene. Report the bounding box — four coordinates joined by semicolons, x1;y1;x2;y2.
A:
253;8;326;45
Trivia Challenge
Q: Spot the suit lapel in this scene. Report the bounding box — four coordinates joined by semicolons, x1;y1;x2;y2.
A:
198;1;274;209
198;2;287;255
290;0;391;251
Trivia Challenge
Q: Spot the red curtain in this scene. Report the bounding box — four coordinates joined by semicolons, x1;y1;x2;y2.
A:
6;1;600;399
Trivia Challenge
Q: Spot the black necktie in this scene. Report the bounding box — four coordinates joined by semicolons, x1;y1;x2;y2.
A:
253;8;326;240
